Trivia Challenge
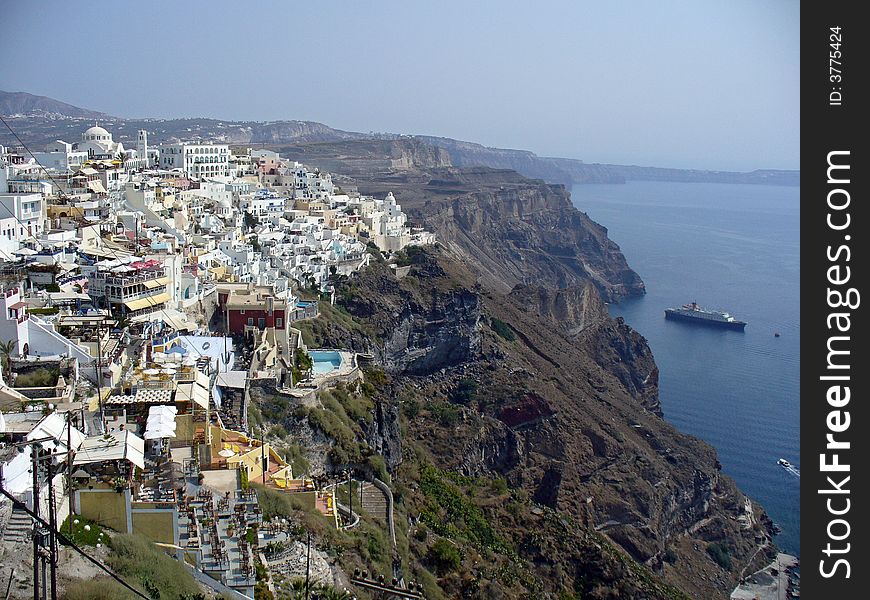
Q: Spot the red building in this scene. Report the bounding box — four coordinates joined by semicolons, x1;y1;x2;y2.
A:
219;290;288;335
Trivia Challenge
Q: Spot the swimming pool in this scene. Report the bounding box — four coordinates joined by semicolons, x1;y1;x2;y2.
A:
309;350;342;375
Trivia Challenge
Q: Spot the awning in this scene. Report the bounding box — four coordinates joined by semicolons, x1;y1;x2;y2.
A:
175;382;209;409
124;292;171;311
142;277;169;289
86;180;107;193
74;430;145;470
107;389;172;405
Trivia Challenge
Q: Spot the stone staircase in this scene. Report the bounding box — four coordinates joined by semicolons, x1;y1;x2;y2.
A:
2;506;33;545
359;482;389;522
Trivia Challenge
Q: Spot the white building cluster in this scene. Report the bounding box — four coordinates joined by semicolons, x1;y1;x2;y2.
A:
0;123;435;352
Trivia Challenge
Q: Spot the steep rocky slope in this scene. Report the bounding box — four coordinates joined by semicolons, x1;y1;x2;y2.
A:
284;249;774;599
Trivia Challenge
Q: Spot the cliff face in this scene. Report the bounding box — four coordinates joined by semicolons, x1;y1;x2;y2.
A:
405;169;645;301
508;282;608;336
295;251;772;599
278;138;452;179
416;135;625;185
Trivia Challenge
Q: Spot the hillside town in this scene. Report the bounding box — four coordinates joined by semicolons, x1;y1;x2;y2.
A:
0;124;435;599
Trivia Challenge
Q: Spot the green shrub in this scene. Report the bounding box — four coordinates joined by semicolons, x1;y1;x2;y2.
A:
13;368;60;388
363;368;389;388
663;547;678;564
706;542;732;570
419;465;507;552
106;534;203;599
489;477;508;495
404;398;420;418
429;538;461;574
60;516;105;546
452;378;478;404
429;401;459;427
490;318;516;341
414;524;428;542
63;577;137;600
367;454;390;482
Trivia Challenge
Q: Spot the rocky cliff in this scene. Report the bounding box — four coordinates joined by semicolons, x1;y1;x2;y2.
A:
387;168;644;301
284;250;773;599
415;134;799;186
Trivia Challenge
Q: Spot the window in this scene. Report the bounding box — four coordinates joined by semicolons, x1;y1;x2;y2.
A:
276;318;282;328
258;318;265;328
247;317;254;326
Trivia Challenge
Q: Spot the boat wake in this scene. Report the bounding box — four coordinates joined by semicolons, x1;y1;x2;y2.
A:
778;458;800;477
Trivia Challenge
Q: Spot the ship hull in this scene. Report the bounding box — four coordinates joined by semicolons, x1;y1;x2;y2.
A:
664;309;746;330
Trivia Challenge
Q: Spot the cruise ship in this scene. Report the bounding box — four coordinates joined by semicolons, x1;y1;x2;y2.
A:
664;302;746;330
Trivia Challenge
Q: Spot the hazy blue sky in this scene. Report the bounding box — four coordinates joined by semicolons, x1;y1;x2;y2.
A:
1;1;799;171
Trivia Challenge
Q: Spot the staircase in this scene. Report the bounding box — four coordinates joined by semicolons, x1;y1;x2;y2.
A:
2;506;32;544
359;482;388;522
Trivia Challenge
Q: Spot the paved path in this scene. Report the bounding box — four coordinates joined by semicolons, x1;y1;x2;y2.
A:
731;553;798;600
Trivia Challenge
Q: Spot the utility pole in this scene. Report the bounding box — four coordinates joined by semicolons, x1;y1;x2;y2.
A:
96;323;104;434
31;445;40;600
47;469;58;600
66;412;73;536
304;531;311;600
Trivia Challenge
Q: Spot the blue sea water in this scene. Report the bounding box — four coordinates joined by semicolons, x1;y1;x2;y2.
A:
571;181;800;555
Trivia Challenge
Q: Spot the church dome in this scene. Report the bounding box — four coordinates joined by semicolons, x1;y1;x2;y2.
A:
83;125;110;139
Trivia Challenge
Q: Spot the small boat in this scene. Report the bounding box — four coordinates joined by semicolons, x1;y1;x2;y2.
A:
778;458;791;468
774;332;781;337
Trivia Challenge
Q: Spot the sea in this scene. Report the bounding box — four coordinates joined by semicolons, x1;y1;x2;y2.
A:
571;181;800;556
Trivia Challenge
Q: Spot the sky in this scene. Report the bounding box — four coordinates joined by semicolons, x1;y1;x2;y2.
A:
0;0;799;171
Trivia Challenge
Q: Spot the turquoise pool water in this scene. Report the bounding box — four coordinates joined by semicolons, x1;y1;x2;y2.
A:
309;350;342;375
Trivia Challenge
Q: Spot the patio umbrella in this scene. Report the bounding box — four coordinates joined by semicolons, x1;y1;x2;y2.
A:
167;346;187;355
218;448;236;458
143;368;160;376
162;367;177;375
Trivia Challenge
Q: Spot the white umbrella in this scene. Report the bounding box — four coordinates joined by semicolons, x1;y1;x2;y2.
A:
162;367;177;375
143;368;160;376
218;449;236;458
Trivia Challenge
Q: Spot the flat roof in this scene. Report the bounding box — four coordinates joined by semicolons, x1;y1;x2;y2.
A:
226;293;287;309
215;371;247;389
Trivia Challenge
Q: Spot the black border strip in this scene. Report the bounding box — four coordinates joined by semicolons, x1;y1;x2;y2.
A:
802;3;867;597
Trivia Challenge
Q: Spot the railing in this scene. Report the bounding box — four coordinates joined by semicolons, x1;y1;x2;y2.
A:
106;290;168;303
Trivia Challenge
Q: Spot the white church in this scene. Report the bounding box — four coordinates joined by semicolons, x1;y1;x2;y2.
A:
33;125;156;172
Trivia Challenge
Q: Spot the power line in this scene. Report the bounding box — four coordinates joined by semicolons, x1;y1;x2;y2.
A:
0;114;76;202
1;460;150;600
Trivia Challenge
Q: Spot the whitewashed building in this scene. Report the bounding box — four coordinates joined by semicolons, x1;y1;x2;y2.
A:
158;143;230;178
